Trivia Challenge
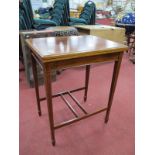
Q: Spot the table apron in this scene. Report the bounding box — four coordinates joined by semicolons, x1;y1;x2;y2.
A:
46;52;120;70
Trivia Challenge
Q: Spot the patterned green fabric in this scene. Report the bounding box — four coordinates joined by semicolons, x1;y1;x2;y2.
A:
19;0;71;29
50;0;70;26
19;0;59;30
19;14;28;30
34;18;58;25
69;1;96;26
19;5;32;29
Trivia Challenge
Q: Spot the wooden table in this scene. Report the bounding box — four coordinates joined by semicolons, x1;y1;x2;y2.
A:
75;25;126;44
26;35;128;146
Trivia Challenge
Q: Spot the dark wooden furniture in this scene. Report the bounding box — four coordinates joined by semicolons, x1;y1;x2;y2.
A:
26;35;128;146
116;23;135;36
128;33;135;64
115;23;135;63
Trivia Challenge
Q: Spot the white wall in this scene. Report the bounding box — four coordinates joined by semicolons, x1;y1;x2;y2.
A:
30;0;54;10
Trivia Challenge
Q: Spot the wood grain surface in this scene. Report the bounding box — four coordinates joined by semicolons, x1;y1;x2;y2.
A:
26;35;128;62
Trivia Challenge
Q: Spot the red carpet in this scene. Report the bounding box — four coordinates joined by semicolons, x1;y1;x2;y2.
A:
19;54;135;155
96;18;114;25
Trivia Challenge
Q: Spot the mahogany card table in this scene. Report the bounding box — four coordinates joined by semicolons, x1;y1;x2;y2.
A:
26;35;128;146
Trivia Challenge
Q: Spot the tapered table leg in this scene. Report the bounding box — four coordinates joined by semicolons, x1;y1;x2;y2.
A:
105;53;123;123
84;65;90;102
31;54;42;116
43;64;56;146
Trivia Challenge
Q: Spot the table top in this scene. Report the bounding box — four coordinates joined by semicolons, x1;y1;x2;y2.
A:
26;35;128;62
75;25;124;30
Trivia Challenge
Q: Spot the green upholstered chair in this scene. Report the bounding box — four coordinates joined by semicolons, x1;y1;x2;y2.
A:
50;0;70;26
19;0;72;29
35;0;70;27
24;0;56;27
69;1;96;26
19;0;58;30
